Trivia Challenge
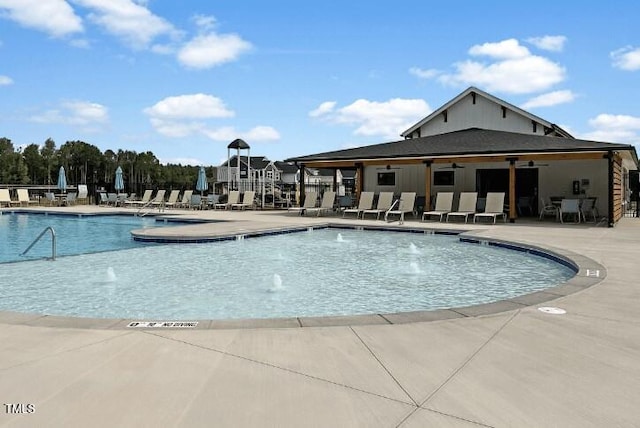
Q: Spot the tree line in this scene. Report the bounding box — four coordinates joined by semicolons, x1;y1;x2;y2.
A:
0;137;217;196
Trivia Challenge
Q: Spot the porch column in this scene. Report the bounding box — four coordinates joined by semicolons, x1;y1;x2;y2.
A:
355;162;363;201
332;169;338;193
508;158;517;222
423;160;432;211
607;151;614;227
298;163;306;206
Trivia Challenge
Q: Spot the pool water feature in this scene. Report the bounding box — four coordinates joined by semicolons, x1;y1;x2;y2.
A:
0;213;194;263
0;228;576;320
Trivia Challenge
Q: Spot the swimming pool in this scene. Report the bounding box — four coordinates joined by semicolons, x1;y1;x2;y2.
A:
0;225;575;320
0;213;195;263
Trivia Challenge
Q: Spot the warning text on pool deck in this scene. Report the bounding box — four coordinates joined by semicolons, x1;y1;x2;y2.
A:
127;321;198;328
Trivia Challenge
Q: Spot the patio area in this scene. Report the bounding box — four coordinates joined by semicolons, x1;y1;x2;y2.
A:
1;207;639;427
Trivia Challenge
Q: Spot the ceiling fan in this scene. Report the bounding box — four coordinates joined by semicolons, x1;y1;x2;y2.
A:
437;162;465;169
518;160;549;168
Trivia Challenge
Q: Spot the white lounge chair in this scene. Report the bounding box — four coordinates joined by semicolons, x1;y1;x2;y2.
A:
215;191;240;210
16;189;38;206
446;192;478;223
385;192;416;224
124;189;153;207
422;192;454;222
0;189;19;207
361;192;394;220
474;192;507;224
150;190;166;207
343;191;374;219
77;184;88;204
232;190;255;210
306;191;336;216
288;191;317;215
164;190;180;208
178;190;193;208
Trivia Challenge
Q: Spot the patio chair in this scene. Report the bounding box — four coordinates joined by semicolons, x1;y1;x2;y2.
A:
17;189;37;206
106;193;118;206
343;191;374;219
0;189;19;207
232;191;255;210
361;192;394;220
205;194;220;209
385;192;416;224
189;194;202;209
287;191;318;215
44;192;58;206
65;192;78;206
559;199;582;224
178;190;193;208
164;190;180;208
473;192;507;224
539;197;559;221
77;184;88;204
306;191;336;216
215;190;240;210
446;192;478;223
422;192;454;222
124;189;153;207
580;197;598;223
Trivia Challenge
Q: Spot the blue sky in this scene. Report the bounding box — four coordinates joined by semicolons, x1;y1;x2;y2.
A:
1;1;639;166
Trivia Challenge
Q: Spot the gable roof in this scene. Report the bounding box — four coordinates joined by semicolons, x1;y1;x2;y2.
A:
287;128;637;166
400;87;573;139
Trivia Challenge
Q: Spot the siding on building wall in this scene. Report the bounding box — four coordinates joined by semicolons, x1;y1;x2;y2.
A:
418;93;544;138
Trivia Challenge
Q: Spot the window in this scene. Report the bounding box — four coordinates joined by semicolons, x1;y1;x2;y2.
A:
377;172;395;186
433;171;454;186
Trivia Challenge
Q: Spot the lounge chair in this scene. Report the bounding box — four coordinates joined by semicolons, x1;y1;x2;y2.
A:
559;198;581;224
150;190;166;208
422;192;454;222
384;192;416;224
232;190;255;210
361;192;394;220
306;191;336;216
446;192;478;223
287;191;318;215
77;184;88;204
343;191;374;219
164;190;180;208
0;189;19;207
124;189;153;207
473;192;507;224
215;190;240;210
178;190;193;208
17;189;38;206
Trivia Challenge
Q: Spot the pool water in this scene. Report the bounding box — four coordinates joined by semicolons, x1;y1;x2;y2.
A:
0;227;575;320
0;213;187;263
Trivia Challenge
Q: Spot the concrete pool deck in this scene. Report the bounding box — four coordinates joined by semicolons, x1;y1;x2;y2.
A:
1;206;639;427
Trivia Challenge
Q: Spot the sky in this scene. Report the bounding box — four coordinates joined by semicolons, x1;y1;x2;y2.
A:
1;1;639;167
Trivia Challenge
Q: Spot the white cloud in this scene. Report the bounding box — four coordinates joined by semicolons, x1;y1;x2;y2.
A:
520;90;576;109
409;67;440;79
202;126;280;142
0;0;83;37
29;100;109;131
526;35;567;52
177;32;251;69
311;98;431;139
144;94;234;120
0;75;13;85
611;46;640;71
468;38;530;59
160;156;205;166
309;101;336;118
438;39;566;94
579;113;640;143
71;0;179;49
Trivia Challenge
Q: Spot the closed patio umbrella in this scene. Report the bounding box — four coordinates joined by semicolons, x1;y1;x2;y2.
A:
57;166;67;193
196;166;208;196
114;166;124;194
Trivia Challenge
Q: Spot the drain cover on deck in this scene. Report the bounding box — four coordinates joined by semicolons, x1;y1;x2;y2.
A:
537;307;566;315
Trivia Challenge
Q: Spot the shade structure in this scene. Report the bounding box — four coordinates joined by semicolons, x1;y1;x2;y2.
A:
196;166;208;195
114;166;124;194
57;166;67;193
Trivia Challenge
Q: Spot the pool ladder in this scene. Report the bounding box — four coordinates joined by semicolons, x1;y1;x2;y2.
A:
22;226;56;261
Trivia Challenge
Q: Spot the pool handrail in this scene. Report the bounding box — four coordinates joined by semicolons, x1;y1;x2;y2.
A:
21;226;56;261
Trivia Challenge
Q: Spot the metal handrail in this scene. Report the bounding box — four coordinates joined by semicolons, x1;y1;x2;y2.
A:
22;226;56;260
136;198;165;217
